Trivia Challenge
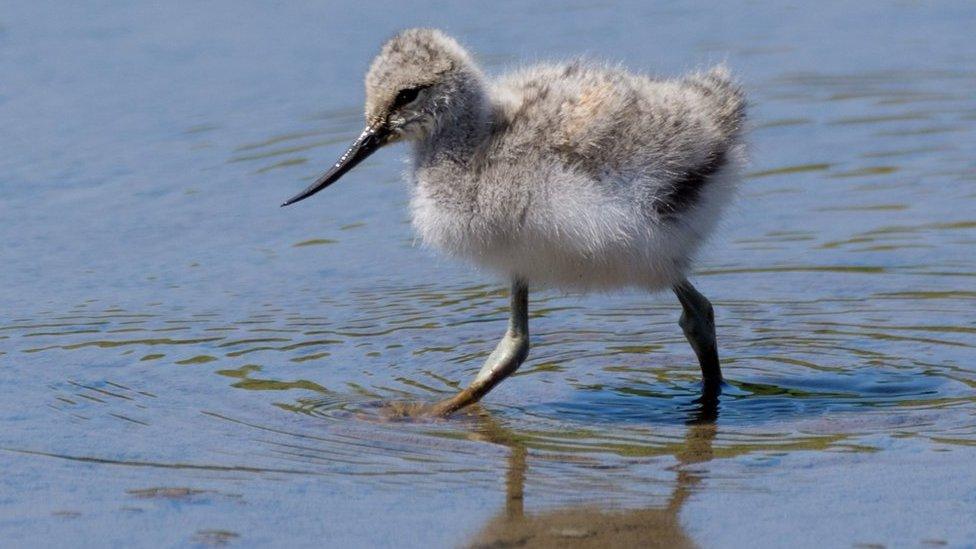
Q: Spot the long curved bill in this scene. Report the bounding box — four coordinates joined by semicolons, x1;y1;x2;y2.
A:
281;124;389;207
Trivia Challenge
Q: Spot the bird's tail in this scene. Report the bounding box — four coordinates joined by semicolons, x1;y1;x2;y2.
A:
688;65;747;142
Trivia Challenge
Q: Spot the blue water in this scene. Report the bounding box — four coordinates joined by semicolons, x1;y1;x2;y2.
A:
2;1;976;547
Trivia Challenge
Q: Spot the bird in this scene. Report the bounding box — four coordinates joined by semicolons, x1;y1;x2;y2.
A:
282;28;747;416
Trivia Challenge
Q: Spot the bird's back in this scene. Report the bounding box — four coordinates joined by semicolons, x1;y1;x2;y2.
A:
489;61;745;213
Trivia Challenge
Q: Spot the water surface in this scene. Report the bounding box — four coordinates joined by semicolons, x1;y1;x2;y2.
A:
2;1;975;547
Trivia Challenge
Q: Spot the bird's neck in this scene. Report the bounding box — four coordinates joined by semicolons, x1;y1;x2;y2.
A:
413;83;494;168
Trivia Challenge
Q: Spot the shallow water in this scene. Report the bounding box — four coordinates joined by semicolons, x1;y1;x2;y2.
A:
2;1;975;547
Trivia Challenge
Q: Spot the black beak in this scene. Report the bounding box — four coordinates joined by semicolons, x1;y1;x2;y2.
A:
281;124;389;207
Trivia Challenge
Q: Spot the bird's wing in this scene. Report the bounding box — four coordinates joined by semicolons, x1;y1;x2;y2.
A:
494;63;745;214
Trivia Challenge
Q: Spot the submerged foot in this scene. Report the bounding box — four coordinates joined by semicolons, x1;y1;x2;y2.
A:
689;379;724;424
370;397;481;421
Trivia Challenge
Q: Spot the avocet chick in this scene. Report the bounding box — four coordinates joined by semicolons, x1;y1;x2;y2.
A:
283;29;747;416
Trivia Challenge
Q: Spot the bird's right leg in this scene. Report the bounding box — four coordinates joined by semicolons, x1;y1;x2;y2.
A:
430;279;530;416
673;279;723;393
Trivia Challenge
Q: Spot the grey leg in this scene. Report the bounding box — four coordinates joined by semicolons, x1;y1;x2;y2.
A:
673;279;722;390
431;279;530;416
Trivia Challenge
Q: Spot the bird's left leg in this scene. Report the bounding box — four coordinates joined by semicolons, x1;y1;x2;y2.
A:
430;279;529;416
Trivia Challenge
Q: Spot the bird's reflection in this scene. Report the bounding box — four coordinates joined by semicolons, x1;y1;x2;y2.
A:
466;396;718;548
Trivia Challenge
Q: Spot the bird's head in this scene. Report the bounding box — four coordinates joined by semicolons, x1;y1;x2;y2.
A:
282;28;482;207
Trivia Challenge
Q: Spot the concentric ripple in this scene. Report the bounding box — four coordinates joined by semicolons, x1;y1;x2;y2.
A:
4;268;974;504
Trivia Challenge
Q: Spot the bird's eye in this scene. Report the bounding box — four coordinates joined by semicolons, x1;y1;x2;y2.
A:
392;86;423;109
